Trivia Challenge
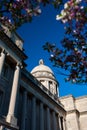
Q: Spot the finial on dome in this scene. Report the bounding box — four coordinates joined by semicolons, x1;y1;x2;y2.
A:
39;59;44;65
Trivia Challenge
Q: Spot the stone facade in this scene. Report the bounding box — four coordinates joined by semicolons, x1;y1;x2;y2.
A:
60;95;87;130
0;31;66;130
0;30;87;130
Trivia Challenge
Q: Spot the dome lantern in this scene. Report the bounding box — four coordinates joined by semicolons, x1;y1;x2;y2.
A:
39;59;44;65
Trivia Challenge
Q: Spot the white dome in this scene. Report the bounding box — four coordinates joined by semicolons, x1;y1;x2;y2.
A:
31;59;59;96
31;59;54;75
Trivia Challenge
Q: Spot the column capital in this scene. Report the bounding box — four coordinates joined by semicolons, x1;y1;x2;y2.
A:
16;62;23;69
2;49;5;53
1;49;7;54
58;114;61;118
1;49;10;57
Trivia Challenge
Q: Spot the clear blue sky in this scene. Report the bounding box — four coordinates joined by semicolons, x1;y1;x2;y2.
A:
17;5;87;98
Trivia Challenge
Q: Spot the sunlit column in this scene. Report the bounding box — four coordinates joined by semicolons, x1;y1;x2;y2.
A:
59;116;61;130
40;102;44;130
0;49;6;76
63;118;66;130
6;63;21;126
31;96;36;130
47;107;51;130
21;90;27;130
59;115;63;130
46;80;49;89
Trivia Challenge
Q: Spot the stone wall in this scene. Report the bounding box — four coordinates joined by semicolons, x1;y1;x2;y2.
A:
60;95;87;130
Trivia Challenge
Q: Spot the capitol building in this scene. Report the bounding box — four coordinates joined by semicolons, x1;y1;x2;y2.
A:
0;28;87;130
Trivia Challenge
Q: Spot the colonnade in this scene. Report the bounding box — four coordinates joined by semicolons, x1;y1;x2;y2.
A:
20;89;66;130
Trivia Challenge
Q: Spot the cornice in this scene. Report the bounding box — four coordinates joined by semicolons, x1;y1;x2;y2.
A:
67;109;80;116
0;31;27;61
80;111;87;115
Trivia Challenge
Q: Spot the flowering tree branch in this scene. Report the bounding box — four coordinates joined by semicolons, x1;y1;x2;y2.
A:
0;0;62;31
1;0;87;84
43;0;87;84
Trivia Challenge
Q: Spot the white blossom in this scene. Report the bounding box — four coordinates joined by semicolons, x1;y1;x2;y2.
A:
50;54;54;58
8;19;11;23
62;19;68;23
76;0;82;4
64;3;68;9
80;6;84;9
72;79;76;83
37;9;41;14
61;10;67;17
56;15;63;20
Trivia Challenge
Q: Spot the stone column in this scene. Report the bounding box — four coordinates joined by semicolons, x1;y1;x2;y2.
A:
0;49;6;76
52;111;57;130
46;80;49;89
21;90;27;130
0;126;4;130
59;116;61;130
6;63;21;126
59;115;63;130
56;114;60;130
31;96;36;130
47;107;51;130
63;118;66;130
40;102;44;130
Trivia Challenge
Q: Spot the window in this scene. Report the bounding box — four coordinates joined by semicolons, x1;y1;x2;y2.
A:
2;63;10;80
49;81;53;93
0;90;4;112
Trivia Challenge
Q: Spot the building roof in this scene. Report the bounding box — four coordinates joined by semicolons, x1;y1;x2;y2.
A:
31;59;53;74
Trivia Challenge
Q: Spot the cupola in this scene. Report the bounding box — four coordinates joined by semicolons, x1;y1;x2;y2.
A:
31;59;59;96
